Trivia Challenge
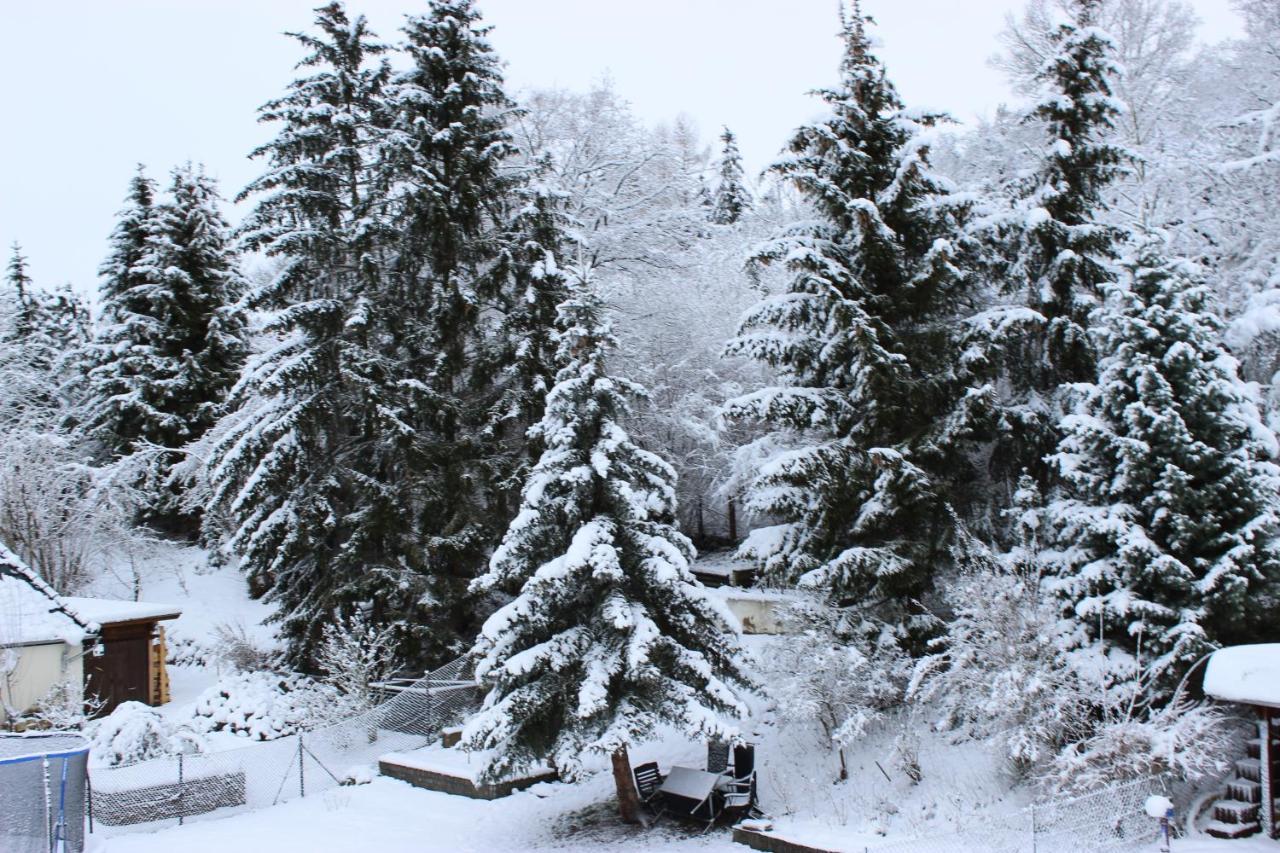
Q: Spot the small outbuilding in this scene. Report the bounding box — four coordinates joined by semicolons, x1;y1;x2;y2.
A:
1203;643;1280;840
0;545;180;724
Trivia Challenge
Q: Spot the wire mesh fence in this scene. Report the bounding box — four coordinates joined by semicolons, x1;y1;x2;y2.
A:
864;775;1174;853
88;656;479;837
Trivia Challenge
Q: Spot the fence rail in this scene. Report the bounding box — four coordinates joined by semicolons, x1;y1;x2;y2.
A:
88;656;480;836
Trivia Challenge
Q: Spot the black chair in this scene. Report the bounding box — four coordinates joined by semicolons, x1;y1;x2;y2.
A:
724;744;762;822
633;761;663;812
706;740;731;775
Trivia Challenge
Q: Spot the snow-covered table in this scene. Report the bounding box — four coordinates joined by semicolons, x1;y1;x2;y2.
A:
658;765;730;823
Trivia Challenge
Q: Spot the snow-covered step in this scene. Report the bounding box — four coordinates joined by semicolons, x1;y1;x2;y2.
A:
1236;757;1263;782
1226;778;1261;803
1205;819;1260;839
1213;798;1259;824
1244;737;1280;760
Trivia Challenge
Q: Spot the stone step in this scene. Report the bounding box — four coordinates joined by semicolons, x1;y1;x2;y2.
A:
1245;737;1280;760
1237;758;1263;782
1227;778;1261;803
1213;799;1260;824
1206;820;1260;840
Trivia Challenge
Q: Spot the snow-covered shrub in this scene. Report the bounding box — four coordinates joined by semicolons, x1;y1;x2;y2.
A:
209;620;276;672
30;678;100;730
89;701;205;767
909;535;1096;776
762;600;908;782
1041;699;1238;795
314;610;396;713
190;672;339;740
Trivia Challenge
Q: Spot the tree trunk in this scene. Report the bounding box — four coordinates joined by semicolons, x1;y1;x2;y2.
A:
728;496;738;542
611;744;643;825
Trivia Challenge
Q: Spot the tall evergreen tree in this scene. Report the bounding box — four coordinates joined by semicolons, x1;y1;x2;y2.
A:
5;243;33;336
0;246;89;427
209;2;403;667
710;126;751;225
465;281;749;821
369;0;530;636
990;0;1131;491
85;165;244;462
1047;239;1280;681
723;5;981;642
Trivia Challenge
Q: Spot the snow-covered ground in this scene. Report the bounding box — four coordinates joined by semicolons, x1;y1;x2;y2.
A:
77;544;1280;853
85;771;1280;853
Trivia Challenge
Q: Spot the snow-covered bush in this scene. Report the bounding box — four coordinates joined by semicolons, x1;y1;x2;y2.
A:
209;620;276;672
190;672;339;740
910;495;1097;777
1041;699;1238;795
762;601;909;782
30;678;100;731
89;701;205;767
314;610;396;714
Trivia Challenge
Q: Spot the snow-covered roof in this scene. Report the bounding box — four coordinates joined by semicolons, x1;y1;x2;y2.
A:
0;544;95;646
62;597;181;626
1203;644;1280;709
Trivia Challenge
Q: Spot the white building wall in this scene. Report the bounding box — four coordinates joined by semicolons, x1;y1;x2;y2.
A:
0;641;83;724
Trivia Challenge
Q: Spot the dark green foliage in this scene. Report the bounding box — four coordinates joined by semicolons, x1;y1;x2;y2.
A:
724;7;984;645
85;165;246;486
710;126;751;225
1048;240;1280;680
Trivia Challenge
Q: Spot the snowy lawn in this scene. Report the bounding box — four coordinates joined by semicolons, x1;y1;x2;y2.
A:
88;774;747;853
85;771;1280;853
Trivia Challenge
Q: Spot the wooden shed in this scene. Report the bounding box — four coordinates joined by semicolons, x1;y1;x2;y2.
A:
1203;644;1280;840
66;597;180;715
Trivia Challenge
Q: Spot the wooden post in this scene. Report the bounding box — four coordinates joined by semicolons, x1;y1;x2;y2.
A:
610;745;643;825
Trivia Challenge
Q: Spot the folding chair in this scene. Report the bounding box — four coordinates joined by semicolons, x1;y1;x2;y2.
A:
633;761;664;815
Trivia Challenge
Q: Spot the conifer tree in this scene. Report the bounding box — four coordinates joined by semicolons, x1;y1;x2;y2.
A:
723;5;981;641
1047;239;1280;681
465;281;749;821
991;0;1131;489
5;243;33;336
710;126;751;225
209;2;404;667
85;165;244;464
369;0;529;630
0;246;89;427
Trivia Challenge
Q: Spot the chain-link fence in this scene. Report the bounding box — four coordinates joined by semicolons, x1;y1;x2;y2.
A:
88;656;479;837
861;775;1175;853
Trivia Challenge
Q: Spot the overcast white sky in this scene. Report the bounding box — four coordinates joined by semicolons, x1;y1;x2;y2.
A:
0;0;1244;296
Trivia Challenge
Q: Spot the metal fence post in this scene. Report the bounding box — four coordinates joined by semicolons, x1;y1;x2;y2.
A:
298;734;305;798
178;753;185;826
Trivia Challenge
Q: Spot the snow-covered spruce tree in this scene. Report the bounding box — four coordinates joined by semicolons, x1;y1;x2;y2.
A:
710;126;751;225
465;283;749;823
85;167;245;455
480;166;572;494
209;2;402;668
1046;238;1280;684
368;0;533;637
5;243;33;336
989;0;1131;490
85;164;245;533
723;6;982;642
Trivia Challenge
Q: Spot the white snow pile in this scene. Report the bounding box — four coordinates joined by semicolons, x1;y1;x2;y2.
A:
189;671;340;740
90;701;206;768
1203;643;1280;706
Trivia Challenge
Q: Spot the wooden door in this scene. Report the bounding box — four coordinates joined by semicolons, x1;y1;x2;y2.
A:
85;627;153;715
